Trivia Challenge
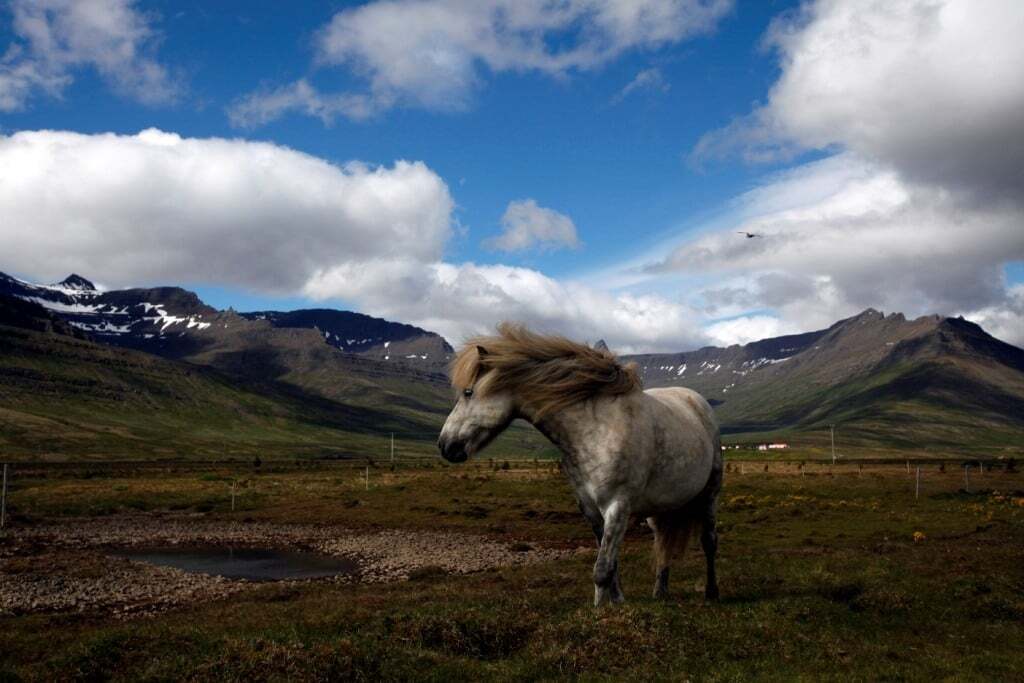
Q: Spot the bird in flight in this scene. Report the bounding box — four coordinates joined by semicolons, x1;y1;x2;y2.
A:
737;231;763;239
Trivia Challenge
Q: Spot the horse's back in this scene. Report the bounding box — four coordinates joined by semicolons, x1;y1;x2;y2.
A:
644;387;718;439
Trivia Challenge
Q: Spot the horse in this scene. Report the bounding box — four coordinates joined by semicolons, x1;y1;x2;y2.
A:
437;323;723;607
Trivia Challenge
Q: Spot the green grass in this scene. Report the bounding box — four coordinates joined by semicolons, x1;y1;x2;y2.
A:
0;323;551;462
2;460;1023;680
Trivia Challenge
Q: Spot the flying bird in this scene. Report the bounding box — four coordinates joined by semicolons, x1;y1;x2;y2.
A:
737;231;763;239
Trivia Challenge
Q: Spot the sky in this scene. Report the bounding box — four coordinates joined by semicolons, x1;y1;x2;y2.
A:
1;0;1022;352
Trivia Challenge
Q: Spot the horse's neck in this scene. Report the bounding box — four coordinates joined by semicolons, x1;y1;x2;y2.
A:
525;396;625;466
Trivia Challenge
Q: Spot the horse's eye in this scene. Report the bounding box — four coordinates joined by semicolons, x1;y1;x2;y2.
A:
463;388;474;398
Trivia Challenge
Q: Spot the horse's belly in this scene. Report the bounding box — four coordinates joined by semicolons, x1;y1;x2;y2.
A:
636;437;715;515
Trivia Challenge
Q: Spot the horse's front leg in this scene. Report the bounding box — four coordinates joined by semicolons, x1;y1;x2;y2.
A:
579;499;624;605
593;499;630;607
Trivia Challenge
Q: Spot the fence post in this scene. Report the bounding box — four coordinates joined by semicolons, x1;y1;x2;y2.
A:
231;480;236;512
915;466;920;500
365;465;369;491
1;463;7;529
964;464;970;493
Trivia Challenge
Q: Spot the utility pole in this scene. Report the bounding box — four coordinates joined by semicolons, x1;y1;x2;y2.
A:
830;424;836;465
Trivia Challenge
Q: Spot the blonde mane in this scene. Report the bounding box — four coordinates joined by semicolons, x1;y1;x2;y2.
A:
449;322;641;418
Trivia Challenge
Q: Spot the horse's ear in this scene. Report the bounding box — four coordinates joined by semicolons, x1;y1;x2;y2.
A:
476;345;488;357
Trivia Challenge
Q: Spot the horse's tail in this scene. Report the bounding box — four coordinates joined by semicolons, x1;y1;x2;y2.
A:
651;499;703;569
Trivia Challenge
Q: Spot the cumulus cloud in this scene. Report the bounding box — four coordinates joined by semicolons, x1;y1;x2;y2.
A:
484;199;581;253
0;129;454;291
230;0;732;125
611;66;670;104
675;0;1024;346
692;0;1024;203
650;154;1024;344
0;0;177;111
0;128;705;353
303;260;706;353
704;315;798;347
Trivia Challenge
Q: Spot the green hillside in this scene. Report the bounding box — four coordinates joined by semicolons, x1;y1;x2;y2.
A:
0;296;547;461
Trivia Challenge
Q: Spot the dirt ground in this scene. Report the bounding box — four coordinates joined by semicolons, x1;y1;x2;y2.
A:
1;460;1023;680
0;517;574;617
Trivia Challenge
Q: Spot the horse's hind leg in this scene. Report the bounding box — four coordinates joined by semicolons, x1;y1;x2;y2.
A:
700;495;720;601
647;516;671;599
649;512;694;599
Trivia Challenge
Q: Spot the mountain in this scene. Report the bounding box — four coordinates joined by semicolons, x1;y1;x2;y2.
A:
0;272;451;372
0;273;551;460
0;271;217;353
0;293;443;460
4;271;1022;457
0;271;453;396
240;309;452;369
0;273;456;453
624;309;1024;454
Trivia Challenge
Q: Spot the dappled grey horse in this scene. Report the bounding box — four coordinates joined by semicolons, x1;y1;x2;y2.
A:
437;323;722;606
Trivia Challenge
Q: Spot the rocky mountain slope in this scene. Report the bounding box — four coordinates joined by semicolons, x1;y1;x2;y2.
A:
0;271;455;415
3;271;1022;456
240;309;452;368
624;309;1024;451
0;294;442;459
0;272;451;371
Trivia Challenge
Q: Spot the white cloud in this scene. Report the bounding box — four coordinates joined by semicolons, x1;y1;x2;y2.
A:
0;128;705;353
484;199;581;252
227;79;380;129
0;0;177;111
303;260;706;353
961;284;1024;349
230;0;732;125
0;129;454;291
677;0;1024;347
692;0;1024;202
705;315;796;347
650;154;1024;345
612;66;669;103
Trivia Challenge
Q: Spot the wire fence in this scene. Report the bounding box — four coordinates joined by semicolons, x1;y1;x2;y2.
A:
2;455;1020;534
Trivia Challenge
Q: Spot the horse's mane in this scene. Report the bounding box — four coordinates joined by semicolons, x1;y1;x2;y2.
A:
449;322;641;418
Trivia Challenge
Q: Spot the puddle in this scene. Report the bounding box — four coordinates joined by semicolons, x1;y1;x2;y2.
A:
110;546;358;581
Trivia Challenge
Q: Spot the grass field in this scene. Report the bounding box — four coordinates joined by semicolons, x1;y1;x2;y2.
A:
2;458;1023;681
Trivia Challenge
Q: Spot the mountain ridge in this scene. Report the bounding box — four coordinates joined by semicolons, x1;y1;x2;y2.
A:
3;271;1023;456
623;308;1024;451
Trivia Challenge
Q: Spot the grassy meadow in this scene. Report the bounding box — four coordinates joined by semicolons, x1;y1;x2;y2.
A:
1;457;1023;681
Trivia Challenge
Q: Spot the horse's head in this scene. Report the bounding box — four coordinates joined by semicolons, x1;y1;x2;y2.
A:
438;345;516;463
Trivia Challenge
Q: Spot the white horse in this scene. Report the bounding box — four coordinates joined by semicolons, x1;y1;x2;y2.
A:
438;323;722;606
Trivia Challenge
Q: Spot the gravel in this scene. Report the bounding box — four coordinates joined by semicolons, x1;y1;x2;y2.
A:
0;517;573;618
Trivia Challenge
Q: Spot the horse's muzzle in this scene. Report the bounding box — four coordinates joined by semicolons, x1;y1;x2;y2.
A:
438;437;469;463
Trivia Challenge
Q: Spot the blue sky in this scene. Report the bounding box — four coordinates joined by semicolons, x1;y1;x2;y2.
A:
1;0;1022;350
